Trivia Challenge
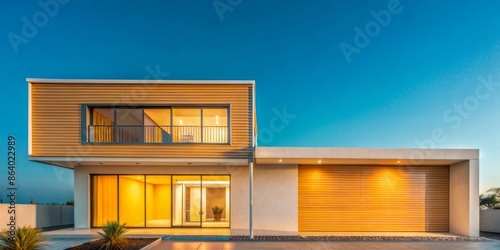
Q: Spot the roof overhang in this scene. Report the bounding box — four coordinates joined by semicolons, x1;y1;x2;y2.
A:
29;157;250;169
255;147;479;166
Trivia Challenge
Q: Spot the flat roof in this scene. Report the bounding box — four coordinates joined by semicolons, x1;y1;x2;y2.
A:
26;78;255;85
255;147;479;165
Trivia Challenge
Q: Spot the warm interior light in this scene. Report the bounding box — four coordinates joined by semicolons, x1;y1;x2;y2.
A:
137;176;141;179
179;120;183;125
215;115;219;125
396;160;401;164
278;159;282;163
174;180;230;185
318;160;322;164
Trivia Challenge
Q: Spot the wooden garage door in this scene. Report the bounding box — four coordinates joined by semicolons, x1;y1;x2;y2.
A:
298;165;449;232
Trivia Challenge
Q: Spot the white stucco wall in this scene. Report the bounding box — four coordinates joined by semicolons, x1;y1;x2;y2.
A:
74;164;250;231
480;210;500;233
450;160;479;236
0;204;74;230
253;164;298;235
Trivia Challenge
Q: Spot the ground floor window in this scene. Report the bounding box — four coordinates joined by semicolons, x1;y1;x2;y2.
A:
91;174;230;228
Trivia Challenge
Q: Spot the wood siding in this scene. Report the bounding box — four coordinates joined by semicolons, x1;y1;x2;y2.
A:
31;83;253;159
298;165;449;232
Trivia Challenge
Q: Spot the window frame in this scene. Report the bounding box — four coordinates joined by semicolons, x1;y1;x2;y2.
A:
81;104;230;145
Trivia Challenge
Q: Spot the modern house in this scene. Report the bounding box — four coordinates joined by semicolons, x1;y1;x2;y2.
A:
28;78;479;236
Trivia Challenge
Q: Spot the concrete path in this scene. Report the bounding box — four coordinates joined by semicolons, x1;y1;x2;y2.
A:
147;240;500;250
42;231;500;250
43;238;500;250
43;238;95;250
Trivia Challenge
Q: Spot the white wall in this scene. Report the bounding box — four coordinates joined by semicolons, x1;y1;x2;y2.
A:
253;164;297;235
0;204;74;230
480;210;500;233
74;164;250;231
450;160;480;236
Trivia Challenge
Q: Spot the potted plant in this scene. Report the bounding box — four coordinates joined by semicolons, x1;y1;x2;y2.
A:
211;206;224;221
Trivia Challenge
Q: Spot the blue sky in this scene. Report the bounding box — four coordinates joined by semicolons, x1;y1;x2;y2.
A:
0;0;499;203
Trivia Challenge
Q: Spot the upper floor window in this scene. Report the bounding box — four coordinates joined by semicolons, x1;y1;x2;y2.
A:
84;106;229;144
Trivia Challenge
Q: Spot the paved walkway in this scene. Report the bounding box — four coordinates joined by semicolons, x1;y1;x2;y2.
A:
41;230;500;250
43;238;95;250
43;238;500;250
148;240;500;250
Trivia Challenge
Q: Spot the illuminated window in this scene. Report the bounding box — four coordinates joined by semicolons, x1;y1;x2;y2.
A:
92;176;117;226
203;108;228;143
85;106;229;144
172;108;201;143
91;174;229;228
119;175;145;227
145;175;172;227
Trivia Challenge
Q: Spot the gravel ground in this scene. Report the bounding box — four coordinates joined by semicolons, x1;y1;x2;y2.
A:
67;238;157;250
229;235;492;241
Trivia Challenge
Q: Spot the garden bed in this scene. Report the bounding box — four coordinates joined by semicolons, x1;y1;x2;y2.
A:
67;238;158;250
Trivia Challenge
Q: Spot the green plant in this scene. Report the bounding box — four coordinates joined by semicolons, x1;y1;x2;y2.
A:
211;206;224;221
97;221;128;250
0;226;45;250
480;194;499;205
65;200;74;206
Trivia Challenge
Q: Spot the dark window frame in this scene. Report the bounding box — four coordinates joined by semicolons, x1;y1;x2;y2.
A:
81;104;230;145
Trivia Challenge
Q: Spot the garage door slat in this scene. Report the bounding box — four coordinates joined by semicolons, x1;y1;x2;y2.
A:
298;165;449;232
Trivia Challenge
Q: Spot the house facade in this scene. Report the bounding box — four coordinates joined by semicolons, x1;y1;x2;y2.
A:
28;78;479;236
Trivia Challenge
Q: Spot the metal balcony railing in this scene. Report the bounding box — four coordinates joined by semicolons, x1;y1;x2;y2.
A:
88;125;228;144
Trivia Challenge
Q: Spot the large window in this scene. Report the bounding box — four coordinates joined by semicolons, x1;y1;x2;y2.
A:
92;176;117;226
91;175;230;228
85;106;229;144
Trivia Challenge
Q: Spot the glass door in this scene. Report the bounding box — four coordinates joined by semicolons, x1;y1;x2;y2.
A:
202;175;230;228
172;175;203;227
171;175;230;227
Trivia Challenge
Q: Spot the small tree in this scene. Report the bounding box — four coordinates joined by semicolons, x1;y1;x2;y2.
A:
98;221;128;250
0;226;45;250
480;194;499;206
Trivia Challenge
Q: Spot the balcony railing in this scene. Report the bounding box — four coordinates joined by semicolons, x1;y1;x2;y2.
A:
88;125;228;144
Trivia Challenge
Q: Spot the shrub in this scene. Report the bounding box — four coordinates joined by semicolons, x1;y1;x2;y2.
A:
0;226;45;250
97;221;128;250
480;194;499;206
